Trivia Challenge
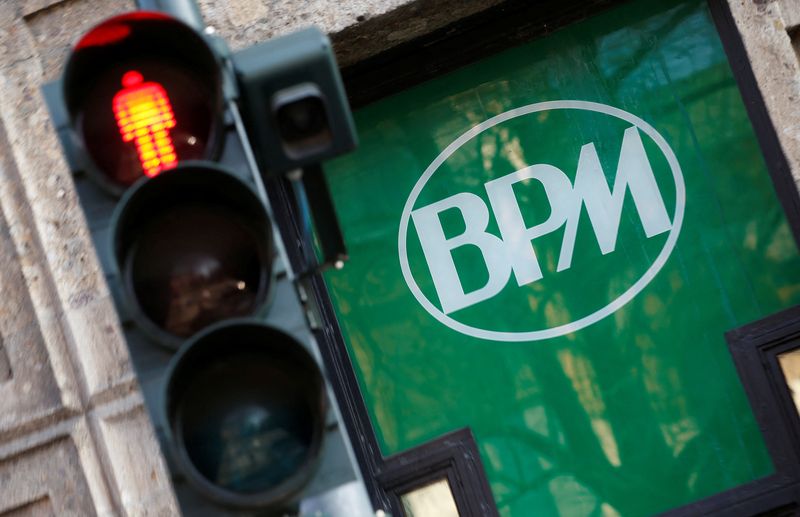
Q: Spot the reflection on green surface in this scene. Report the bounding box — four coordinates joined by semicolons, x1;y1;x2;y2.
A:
323;0;800;515
778;349;800;417
401;478;460;517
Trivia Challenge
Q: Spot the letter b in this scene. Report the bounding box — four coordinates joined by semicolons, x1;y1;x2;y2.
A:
411;193;511;314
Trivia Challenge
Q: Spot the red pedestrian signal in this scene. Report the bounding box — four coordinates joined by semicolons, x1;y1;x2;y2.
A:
62;12;222;194
113;70;178;177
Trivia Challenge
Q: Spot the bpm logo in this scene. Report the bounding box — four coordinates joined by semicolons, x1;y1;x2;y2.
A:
398;101;685;342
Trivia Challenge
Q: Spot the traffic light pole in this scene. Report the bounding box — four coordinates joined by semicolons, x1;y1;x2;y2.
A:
136;0;205;30
227;91;297;280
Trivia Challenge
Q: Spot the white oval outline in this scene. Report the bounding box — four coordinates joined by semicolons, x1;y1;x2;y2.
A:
398;100;686;342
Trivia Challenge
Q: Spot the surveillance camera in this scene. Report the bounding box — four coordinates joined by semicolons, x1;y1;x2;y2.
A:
233;27;357;175
272;83;333;160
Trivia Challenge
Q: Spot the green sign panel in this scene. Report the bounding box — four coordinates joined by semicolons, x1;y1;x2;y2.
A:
325;0;800;514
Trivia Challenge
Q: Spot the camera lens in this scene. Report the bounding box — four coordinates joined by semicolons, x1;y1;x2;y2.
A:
276;96;329;143
272;84;333;159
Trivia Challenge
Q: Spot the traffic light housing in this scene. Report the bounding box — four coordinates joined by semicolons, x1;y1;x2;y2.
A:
44;7;369;514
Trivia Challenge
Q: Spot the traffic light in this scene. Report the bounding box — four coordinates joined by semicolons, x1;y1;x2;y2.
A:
44;6;369;514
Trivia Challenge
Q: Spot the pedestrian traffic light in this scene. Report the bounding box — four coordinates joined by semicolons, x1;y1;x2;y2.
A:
44;5;370;514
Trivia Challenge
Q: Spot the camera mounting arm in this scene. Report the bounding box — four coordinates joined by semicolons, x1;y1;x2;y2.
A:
288;165;348;274
232;27;358;277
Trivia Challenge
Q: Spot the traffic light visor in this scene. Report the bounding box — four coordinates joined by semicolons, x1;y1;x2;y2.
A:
63;12;223;194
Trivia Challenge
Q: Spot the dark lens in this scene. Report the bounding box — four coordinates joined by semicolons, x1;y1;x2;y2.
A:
165;324;326;502
127;202;266;337
275;95;330;144
176;353;315;493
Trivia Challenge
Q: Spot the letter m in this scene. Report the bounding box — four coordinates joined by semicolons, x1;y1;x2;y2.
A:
557;126;672;271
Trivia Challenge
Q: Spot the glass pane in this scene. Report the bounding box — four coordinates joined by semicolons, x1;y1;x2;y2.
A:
778;348;800;415
324;0;800;514
401;478;459;517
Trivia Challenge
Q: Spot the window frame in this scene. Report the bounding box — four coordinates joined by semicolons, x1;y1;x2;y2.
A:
378;428;497;517
266;0;800;514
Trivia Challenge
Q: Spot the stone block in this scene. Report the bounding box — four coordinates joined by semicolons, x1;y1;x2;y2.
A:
0;437;98;517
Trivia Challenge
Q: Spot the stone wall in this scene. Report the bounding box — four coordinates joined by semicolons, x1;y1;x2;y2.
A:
0;0;798;515
729;0;800;188
0;0;179;515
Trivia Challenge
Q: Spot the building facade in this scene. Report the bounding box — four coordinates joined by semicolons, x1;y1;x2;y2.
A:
0;0;799;515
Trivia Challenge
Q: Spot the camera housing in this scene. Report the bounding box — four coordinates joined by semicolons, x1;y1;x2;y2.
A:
233;27;357;174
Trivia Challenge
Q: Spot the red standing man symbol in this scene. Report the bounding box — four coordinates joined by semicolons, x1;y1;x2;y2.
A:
113;70;178;178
